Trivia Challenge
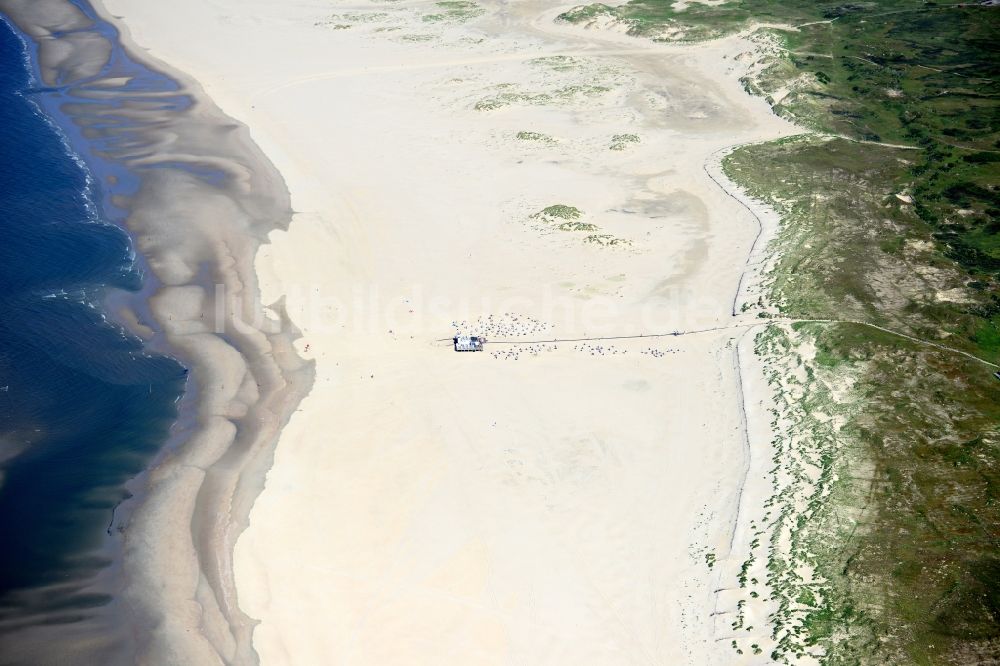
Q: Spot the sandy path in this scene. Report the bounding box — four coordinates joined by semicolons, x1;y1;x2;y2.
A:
102;0;795;662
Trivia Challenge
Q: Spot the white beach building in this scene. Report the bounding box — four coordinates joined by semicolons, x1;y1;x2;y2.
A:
453;335;484;352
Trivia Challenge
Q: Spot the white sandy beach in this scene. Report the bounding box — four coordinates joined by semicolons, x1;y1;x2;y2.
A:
101;0;795;662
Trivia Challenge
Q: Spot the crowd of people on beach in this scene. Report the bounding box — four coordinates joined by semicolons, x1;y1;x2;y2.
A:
490;343;557;360
451;313;553;340
452;313;680;360
487;341;678;360
640;347;676;358
572;342;624;356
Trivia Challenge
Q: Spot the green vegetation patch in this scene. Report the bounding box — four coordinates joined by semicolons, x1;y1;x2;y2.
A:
757;322;1000;664
475;84;608;111
725;135;1000;364
315;20;354;30
529;55;582;71
557;221;599;231
532;204;583;220
557;0;736;41
584;233;631;246
316;11;388;28
527;206;620;240
424;0;485;22
554;84;609;99
475;91;552;110
341;11;388;22
610;133;640;150
515;130;555;143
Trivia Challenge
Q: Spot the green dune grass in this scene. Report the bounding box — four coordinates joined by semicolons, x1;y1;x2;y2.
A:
557;1;1000;661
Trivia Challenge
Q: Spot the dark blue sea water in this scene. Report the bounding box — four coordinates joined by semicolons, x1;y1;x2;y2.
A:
0;13;185;627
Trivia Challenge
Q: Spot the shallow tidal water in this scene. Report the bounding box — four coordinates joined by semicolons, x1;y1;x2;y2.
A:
0;12;185;653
